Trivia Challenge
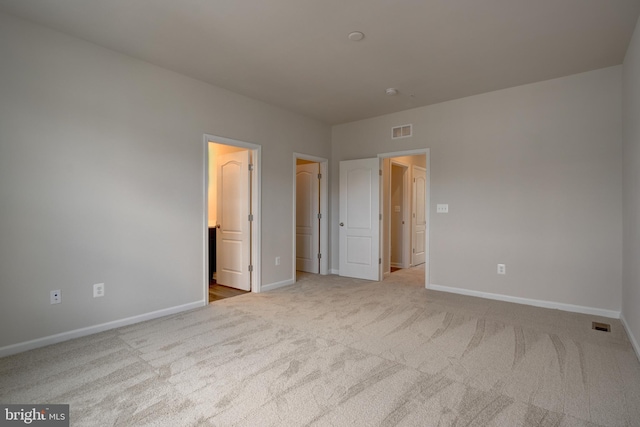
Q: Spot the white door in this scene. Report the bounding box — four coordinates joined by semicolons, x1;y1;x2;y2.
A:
216;150;251;291
296;163;320;273
412;166;427;266
339;158;380;281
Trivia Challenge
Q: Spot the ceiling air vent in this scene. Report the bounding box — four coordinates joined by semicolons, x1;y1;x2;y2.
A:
392;124;412;139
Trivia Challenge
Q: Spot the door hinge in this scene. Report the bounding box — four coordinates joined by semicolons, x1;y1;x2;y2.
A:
248;265;253;272
317;213;322;219
318;173;322;180
379;214;382;220
318;253;322;259
379;258;382;264
248;164;254;171
248;214;254;222
379;169;383;176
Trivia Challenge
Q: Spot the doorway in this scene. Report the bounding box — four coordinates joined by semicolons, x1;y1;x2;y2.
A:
381;150;429;287
293;153;329;280
390;161;410;270
204;134;261;303
338;149;429;288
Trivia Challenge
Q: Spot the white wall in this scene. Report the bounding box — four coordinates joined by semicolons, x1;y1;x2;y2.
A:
332;67;622;313
622;16;640;356
0;13;330;351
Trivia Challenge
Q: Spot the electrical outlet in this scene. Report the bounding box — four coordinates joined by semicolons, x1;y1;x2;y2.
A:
50;290;61;304
275;257;281;266
93;283;105;298
497;264;506;275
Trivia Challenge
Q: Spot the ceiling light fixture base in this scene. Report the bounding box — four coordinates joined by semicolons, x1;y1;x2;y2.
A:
348;31;365;41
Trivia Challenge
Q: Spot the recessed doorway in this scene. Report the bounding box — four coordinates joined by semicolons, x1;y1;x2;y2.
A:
204;134;261;303
379;149;430;288
293;153;329;281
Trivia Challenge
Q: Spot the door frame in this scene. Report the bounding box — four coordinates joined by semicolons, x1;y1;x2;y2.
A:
389;160;410;270
293;153;329;279
411;165;427;267
378;149;430;289
203;134;262;302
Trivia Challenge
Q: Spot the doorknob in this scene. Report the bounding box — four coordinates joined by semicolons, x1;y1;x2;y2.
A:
215;224;221;229
340;222;344;227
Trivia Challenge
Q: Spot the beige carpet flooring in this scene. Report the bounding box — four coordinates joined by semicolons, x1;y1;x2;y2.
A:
1;268;639;426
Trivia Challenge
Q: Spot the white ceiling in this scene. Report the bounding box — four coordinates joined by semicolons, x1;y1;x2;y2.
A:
1;0;639;125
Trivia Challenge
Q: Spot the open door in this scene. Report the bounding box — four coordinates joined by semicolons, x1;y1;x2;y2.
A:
296;162;320;273
216;150;251;291
339;158;380;281
412;165;426;266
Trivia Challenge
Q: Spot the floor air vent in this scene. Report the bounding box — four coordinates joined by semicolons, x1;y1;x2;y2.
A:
592;322;611;332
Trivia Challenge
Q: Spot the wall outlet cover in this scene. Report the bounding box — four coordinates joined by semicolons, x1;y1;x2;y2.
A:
436;204;449;213
50;290;61;304
93;283;105;298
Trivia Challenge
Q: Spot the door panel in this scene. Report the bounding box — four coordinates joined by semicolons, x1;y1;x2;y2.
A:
296;163;319;273
339;158;380;280
390;164;405;267
216;150;251;291
412;166;426;266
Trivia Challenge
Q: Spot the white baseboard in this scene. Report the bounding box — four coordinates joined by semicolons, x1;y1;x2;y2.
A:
428;284;621;319
620;313;640;362
330;269;339;275
0;300;205;358
261;278;294;292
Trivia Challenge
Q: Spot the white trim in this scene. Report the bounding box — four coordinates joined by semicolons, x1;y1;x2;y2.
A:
330;268;339;275
389;160;410;269
428;283;621;319
261;279;295;292
379;148;428;157
0;301;205;358
621;313;640;362
411;165;427;268
292;153;329;281
204;134;262;295
425;155;430;290
203;139;209;303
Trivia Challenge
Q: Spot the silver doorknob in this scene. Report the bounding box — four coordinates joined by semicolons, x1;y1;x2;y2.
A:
340;222;344;226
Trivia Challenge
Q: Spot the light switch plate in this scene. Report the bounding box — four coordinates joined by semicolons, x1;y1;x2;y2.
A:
436;204;449;213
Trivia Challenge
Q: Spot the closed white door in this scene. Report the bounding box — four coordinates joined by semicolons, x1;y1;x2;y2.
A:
296;163;320;273
216;150;251;291
412;166;427;266
339;158;380;281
